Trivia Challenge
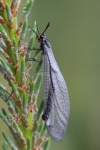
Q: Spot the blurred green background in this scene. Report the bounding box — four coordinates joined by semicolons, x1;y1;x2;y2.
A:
1;0;100;150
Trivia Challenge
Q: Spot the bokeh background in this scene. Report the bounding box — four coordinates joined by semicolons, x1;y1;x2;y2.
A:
0;0;100;150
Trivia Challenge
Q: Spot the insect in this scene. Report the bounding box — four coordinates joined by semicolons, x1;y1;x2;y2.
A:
28;22;70;142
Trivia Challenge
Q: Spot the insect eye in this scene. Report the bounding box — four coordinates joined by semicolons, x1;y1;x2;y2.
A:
37;36;41;42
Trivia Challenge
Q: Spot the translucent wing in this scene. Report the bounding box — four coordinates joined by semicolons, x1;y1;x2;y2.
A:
46;67;69;141
42;41;70;141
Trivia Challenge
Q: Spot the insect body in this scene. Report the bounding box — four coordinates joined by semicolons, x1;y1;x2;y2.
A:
29;23;70;142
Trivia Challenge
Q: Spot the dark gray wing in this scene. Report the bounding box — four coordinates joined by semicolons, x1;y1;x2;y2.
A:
42;41;70;141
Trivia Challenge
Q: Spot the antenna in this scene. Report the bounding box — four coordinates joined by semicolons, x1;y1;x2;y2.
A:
41;22;50;35
28;26;38;37
36;24;40;35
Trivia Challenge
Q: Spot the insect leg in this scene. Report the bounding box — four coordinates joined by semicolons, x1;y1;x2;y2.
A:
28;58;40;62
28;49;43;62
28;47;41;51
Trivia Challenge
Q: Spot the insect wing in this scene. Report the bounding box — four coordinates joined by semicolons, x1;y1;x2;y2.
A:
42;52;51;112
43;42;70;142
47;68;69;141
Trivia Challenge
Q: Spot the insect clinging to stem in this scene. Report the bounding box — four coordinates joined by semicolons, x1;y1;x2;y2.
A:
28;22;70;142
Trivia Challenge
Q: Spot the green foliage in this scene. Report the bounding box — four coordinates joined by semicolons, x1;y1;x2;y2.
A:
0;0;50;150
